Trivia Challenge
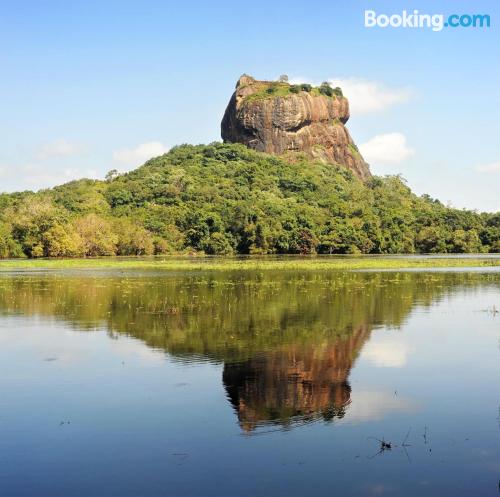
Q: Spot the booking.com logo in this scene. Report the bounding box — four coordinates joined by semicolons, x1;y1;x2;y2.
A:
365;10;491;32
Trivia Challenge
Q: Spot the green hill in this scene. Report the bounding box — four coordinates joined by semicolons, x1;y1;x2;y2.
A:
0;142;498;258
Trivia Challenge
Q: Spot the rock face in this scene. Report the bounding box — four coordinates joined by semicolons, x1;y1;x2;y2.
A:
221;74;371;180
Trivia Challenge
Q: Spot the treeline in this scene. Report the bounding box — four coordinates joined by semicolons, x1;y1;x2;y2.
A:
0;143;499;258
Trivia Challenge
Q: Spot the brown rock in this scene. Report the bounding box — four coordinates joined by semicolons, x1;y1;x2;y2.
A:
221;74;371;180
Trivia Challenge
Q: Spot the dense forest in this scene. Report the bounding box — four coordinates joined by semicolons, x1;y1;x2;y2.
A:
0;142;498;258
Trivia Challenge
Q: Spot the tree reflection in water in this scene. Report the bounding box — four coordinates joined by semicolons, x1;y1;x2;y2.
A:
0;270;497;431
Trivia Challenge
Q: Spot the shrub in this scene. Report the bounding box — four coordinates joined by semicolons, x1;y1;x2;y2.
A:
333;87;343;97
319;82;334;97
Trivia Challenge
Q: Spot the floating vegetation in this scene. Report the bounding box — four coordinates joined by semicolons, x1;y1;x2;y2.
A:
0;255;499;272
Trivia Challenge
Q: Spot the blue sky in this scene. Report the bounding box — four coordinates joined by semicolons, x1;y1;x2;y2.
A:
0;0;498;211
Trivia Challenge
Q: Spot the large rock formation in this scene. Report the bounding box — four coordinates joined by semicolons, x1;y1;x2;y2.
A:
221;74;371;180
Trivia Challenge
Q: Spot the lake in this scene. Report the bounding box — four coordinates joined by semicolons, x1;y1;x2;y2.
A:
0;266;499;496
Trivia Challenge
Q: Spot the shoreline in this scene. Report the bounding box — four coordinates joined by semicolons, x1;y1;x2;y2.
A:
0;254;499;272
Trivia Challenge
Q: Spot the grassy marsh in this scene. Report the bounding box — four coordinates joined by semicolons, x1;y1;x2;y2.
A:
0;255;499;272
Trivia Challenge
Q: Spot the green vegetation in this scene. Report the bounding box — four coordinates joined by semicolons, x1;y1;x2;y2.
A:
0;142;499;259
319;81;342;97
243;80;340;102
244;81;295;101
348;143;360;156
0;255;499;271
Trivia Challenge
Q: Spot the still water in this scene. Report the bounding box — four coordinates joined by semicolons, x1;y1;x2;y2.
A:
0;268;499;496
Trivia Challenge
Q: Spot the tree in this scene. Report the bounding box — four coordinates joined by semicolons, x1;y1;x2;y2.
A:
450;229;481;253
114;218;154;255
105;169;121;182
74;214;118;256
0;222;23;258
8;196;66;257
416;226;447;253
43;224;85;257
0;142;496;258
202;232;234;255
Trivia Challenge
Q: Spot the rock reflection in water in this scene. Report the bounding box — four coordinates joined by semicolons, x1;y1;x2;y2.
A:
0;271;497;434
223;325;370;432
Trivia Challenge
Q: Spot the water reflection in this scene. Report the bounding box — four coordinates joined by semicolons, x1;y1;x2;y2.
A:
0;270;498;431
223;325;370;431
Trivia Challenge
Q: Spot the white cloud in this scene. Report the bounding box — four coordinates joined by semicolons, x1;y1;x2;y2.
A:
329;78;413;114
113;141;169;166
359;132;415;165
0;163;98;191
37;139;82;160
475;161;500;173
289;76;413;114
111;336;166;365
22;164;98;187
360;333;412;368
339;389;417;424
